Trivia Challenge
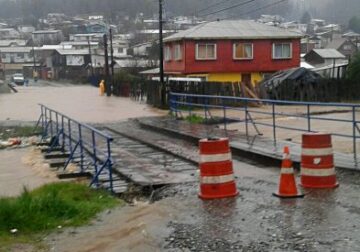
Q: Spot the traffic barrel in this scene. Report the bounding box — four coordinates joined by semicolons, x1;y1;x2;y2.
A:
198;138;238;199
300;133;338;188
273;146;304;198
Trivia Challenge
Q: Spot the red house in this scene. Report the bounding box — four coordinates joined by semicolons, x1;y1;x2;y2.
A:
163;20;302;85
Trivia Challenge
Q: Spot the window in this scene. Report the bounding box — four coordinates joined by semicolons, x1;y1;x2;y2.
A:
233;43;253;59
174;44;182;60
196;43;216;60
343;45;352;50
272;43;292;59
164;46;171;61
118;48;124;53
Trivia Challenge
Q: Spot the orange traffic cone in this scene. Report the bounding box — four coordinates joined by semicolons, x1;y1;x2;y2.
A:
273;146;304;198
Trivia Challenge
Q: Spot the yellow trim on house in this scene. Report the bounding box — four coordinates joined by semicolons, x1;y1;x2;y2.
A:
206;72;264;85
207;73;241;82
175;72;265;85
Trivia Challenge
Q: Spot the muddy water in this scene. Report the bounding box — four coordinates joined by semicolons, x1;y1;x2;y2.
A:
0;148;57;197
0;85;165;123
46;159;360;252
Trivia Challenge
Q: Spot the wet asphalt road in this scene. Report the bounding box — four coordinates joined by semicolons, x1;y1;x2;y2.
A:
156;166;360;252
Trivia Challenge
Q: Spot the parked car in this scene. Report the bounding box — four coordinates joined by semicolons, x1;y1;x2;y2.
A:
11;73;25;85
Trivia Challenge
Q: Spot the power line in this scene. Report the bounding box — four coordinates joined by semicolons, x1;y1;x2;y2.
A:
199;0;256;17
196;0;235;14
225;0;288;20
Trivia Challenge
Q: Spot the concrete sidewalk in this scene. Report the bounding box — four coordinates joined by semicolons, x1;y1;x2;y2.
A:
137;116;359;171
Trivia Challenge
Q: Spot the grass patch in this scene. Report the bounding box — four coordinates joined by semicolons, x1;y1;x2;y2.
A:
185;114;205;124
0;182;121;249
0;126;40;140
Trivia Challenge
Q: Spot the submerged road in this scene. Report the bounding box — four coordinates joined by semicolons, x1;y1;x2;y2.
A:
48;120;360;252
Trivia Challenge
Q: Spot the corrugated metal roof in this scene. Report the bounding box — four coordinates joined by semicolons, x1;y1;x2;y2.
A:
0;47;32;53
55;49;89;55
312;49;346;59
164;20;302;42
32;30;61;34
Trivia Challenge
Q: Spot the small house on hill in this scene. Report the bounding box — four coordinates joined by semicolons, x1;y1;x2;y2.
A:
163;19;302;85
325;36;357;60
304;49;346;68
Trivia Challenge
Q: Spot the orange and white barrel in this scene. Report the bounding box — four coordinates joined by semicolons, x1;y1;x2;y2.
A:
300;133;338;188
198;138;238;199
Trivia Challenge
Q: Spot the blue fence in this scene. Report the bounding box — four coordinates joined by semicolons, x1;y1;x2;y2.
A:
169;92;360;164
36;104;114;193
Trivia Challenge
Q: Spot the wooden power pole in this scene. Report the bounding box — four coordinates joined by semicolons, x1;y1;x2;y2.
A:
159;0;165;107
103;34;111;96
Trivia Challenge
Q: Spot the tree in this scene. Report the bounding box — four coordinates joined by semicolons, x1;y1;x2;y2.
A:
348;16;360;33
300;11;311;24
347;52;360;83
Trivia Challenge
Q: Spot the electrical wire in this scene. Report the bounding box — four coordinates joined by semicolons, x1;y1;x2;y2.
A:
224;0;289;20
199;0;256;17
196;0;236;14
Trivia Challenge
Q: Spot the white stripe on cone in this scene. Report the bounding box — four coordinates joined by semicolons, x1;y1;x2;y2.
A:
200;153;232;163
301;167;336;176
302;147;333;156
281;167;294;174
200;174;235;184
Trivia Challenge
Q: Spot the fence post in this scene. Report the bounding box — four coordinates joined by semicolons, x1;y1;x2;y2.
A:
107;139;113;193
40;105;45;130
61;116;65;149
68;119;72;153
307;104;311;132
245;100;249;138
78;124;84;172
353;106;357;164
49;111;53;137
92;131;98;186
272;103;276;145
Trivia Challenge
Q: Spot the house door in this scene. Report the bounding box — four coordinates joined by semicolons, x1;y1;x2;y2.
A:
241;74;251;86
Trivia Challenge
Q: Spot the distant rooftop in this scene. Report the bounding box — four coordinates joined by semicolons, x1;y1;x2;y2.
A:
33;30;61;34
164;20;303;42
312;49;346;59
55;48;89;55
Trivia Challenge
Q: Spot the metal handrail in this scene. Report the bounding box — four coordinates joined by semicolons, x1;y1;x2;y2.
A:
36;104;114;193
170;92;360;165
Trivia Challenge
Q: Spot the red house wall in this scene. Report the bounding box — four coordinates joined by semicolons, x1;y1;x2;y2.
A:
163;41;186;73
164;39;301;74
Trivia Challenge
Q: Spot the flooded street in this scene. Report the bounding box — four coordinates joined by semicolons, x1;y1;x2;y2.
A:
1;83;359;251
0;148;57;197
0;84;165;123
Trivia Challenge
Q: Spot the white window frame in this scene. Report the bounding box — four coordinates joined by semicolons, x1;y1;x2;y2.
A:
195;43;217;60
164;46;171;61
272;42;292;59
174;44;182;60
233;43;253;60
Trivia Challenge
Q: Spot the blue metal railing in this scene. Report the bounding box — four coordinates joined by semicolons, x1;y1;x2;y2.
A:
36;104;114;193
170;92;360;164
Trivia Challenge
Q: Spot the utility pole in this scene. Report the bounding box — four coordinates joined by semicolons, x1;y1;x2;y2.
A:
103;34;111;96
109;28;114;77
159;0;165;107
87;37;94;78
32;42;37;81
